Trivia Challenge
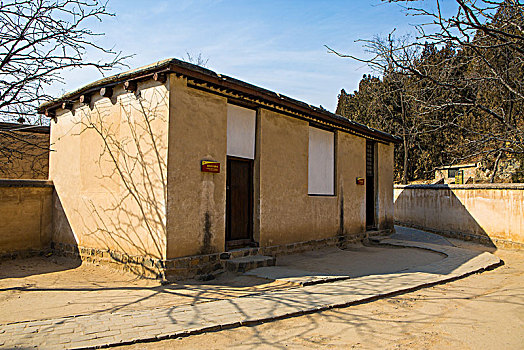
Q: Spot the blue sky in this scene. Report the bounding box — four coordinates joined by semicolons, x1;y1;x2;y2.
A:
53;0;454;112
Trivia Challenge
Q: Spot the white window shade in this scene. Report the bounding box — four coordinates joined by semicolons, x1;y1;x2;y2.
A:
227;104;256;159
308;127;334;195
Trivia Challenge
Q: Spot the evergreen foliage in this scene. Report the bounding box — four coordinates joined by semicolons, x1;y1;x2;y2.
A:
334;0;523;183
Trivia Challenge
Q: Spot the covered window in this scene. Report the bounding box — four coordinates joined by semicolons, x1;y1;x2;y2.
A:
308;126;334;195
227;104;256;159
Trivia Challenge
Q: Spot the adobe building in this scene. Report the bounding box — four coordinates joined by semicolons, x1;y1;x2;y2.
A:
0;122;50;179
38;58;400;279
434;163;479;184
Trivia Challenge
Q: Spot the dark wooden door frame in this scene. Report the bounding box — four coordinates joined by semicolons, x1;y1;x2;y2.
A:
226;156;254;250
366;140;376;230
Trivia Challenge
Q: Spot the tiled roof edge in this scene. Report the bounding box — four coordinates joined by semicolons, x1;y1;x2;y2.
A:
38;58;401;143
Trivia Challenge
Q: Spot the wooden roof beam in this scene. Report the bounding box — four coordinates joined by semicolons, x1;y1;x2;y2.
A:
100;87;113;98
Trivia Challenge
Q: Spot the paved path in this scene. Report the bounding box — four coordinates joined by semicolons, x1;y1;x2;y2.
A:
245;226;453;286
391;225;454;246
0;232;501;350
245;266;351;286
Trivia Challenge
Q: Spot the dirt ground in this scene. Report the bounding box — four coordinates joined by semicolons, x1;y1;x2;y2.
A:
0;257;292;324
0;245;442;324
117;240;524;350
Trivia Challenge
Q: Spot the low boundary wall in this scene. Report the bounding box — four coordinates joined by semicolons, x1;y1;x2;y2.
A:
394;184;524;248
0;179;53;257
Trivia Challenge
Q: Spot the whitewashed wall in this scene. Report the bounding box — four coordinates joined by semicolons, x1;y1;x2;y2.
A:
227;104;256;159
308;126;334;195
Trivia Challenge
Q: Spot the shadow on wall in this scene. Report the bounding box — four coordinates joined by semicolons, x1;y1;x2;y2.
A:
49;84;170;279
0;180;81;279
0;122;50;179
51;191;81;258
394;185;496;249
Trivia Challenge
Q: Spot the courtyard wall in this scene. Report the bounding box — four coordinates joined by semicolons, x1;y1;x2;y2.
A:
0;123;49;179
0;180;53;256
394;184;524;248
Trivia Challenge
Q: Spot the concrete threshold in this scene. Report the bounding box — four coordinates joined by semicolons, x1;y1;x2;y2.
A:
0;238;502;350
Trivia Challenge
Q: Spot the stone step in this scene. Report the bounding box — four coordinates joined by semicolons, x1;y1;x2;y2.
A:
225;255;276;273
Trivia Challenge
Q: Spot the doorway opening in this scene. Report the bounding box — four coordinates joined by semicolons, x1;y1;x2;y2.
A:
366;140;376;230
226;156;254;249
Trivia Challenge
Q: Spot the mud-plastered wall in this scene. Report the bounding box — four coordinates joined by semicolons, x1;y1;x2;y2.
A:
49;81;169;260
166;76;227;258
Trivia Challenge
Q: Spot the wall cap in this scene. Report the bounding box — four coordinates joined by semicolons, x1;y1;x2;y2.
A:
394;183;524;190
0;179;54;188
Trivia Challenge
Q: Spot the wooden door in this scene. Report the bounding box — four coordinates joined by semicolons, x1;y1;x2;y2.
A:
366;140;376;229
226;157;253;248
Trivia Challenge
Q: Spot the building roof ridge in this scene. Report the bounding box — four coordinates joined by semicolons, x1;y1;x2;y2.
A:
38;58;401;143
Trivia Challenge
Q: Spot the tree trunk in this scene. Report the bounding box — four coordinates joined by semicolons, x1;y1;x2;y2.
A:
400;93;409;185
402;135;409;185
490;151;503;183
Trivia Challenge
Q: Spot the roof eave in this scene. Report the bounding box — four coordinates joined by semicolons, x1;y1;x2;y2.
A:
38;58;401;144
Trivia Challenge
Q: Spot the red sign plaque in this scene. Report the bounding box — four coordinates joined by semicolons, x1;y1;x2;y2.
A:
356;177;365;185
201;160;220;173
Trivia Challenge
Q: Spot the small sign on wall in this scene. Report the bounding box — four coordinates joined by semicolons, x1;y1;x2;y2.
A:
201;160;220;173
356;177;365;185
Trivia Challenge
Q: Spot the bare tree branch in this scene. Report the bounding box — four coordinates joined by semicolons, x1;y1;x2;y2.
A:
333;0;524;182
0;0;132;125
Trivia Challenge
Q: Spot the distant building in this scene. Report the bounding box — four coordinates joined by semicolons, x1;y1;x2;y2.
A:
434;163;478;184
0;122;49;179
